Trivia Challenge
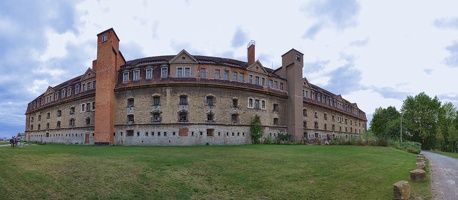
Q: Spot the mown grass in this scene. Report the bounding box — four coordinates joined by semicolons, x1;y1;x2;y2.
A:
0;144;430;199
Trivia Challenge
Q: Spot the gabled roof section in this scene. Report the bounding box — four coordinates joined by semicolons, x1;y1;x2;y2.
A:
44;86;55;95
303;77;311;88
80;68;96;81
169;50;198;64
246;60;268;75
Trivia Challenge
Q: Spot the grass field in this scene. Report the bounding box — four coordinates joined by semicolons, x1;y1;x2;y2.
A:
0;144;429;199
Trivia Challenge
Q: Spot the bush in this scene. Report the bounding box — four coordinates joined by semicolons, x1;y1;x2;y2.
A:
399;141;422;154
276;133;291;144
264;135;273;144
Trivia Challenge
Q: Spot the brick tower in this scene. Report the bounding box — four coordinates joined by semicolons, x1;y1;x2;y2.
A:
93;28;124;145
281;49;304;142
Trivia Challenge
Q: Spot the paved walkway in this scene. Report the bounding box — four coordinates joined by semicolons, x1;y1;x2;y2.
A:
422;151;458;200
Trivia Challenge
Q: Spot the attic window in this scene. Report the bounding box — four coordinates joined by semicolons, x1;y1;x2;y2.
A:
102;35;108;42
296;54;301;61
182;56;185;60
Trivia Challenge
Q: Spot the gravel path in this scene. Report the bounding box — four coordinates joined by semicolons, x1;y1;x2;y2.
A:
422;151;458;200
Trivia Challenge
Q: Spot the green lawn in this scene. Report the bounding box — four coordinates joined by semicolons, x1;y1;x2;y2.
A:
0;144;429;199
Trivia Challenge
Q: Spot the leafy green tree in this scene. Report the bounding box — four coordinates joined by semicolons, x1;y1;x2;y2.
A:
436;102;457;151
401;92;441;150
370;106;400;142
250;115;262;144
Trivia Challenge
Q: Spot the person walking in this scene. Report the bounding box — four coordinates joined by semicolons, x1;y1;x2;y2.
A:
14;137;18;148
19;137;24;148
10;137;14;148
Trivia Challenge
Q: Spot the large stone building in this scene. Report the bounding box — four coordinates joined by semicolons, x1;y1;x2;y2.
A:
25;28;367;145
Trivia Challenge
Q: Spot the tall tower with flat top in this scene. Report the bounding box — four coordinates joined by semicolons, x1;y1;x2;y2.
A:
93;28;124;145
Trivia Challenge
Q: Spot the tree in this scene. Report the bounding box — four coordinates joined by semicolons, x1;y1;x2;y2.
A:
401;92;441;150
436;102;457;151
370;106;400;142
250;115;262;144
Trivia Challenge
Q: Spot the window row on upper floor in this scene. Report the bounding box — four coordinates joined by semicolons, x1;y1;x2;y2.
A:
302;89;365;118
31;80;96;110
302;109;366;128
125;95;280;112
30;101;95;123
121;66;285;91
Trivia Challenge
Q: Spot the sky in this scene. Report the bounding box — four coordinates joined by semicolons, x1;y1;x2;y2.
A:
1;0;458;139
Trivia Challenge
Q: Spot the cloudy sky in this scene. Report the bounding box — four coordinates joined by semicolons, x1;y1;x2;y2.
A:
1;0;458;139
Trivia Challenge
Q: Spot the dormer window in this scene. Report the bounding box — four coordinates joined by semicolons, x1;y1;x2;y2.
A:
146;68;153;79
102;35;108;42
296;54;301;61
184;67;191;77
133;70;140;81
161;67;168;78
123;71;129;82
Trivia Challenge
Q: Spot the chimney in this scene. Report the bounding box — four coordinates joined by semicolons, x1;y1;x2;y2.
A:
247;40;255;66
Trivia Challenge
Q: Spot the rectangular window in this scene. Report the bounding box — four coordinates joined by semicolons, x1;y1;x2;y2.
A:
82;104;85;112
55;93;59;101
231;114;238;124
223;70;229;80
261;100;266;109
248;75;253;84
153;113;161;122
127;99;134;107
177;67;183;77
102;35;108;42
215;69;220;79
261;77;265;86
232;99;238;108
206;96;214;106
88;82;92;90
254;99;260;109
127;115;134;123
274;81;278;89
67;87;72;96
82;83;86;92
269;80;273;88
248;98;253;108
146;68;153;79
232;72;237;81
161;67;168;78
153;96;160;106
184;67;190;77
61;90;66;98
255;76;260;85
123;72;129;82
75;85;80;94
179;112;188;122
93;81;96;89
179;96;187;105
273;118;279;125
280;82;284;90
273;104;279;112
200;68;206;78
239;73;244;82
133;70;140;80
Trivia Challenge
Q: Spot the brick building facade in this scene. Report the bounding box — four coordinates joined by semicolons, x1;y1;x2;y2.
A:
24;28;367;145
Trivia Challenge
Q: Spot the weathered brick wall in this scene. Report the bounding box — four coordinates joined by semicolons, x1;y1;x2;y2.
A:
113;85;287;145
